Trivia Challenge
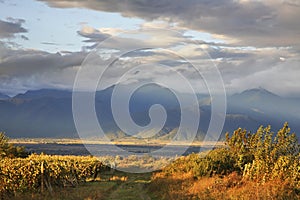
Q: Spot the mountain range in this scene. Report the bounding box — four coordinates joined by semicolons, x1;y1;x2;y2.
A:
0;85;299;139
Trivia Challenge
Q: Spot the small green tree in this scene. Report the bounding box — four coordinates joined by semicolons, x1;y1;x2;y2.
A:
0;132;28;158
225;127;255;172
230;123;300;184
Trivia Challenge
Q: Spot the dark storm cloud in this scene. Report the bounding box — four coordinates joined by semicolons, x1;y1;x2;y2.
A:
38;0;300;47
0;18;27;38
0;43;89;95
0;43;86;77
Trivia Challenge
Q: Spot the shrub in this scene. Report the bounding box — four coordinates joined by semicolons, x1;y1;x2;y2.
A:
0;132;28;158
162;148;238;178
150;123;300;199
239;123;300;183
195;148;238;177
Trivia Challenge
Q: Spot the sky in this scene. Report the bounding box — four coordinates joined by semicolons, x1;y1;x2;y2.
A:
0;0;299;97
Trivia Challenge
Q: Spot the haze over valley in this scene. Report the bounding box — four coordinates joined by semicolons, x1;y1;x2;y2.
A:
1;85;299;139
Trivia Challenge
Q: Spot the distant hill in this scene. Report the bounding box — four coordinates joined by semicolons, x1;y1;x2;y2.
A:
14;89;72;99
232;87;279;99
0;86;299;139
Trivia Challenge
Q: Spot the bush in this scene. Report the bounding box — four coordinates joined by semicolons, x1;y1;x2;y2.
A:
0;154;103;195
150;123;300;199
0;132;28;158
162;148;238;178
235;123;300;183
197;148;238;177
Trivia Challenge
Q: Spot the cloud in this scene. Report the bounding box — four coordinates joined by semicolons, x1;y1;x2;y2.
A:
0;18;27;38
20;35;29;40
41;42;59;46
39;0;300;47
77;26;111;43
213;46;300;96
78;22;192;52
0;43;87;95
1;35;299;97
98;29;300;96
226;57;300;96
1;11;299;97
0;49;85;76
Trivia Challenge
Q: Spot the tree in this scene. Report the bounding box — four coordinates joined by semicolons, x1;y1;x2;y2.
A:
0;132;28;158
226;123;300;183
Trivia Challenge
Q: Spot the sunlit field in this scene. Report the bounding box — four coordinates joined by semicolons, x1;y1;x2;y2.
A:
1;123;300;199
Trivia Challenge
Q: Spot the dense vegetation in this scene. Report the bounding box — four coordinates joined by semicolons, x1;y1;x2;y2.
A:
0;132;28;158
1;123;300;199
150;123;300;199
0;132;105;198
0;155;105;196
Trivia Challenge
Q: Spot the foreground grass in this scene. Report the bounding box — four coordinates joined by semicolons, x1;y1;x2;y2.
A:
9;170;300;200
150;171;300;200
8;181;116;200
7;172;156;200
12;172;299;200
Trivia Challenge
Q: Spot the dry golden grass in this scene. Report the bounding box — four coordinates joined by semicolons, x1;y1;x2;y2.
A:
150;171;300;200
109;175;128;181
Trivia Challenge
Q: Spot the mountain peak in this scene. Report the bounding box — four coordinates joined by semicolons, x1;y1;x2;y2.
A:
238;87;279;98
230;87;281;107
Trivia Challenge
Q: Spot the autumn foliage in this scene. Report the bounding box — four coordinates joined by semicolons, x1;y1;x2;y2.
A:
150;123;300;199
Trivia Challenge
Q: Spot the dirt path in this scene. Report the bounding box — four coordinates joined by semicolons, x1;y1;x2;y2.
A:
104;174;152;200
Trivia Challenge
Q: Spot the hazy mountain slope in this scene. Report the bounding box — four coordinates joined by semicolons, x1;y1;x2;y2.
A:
0;86;299;139
228;88;300;132
14;89;72;99
0;97;76;137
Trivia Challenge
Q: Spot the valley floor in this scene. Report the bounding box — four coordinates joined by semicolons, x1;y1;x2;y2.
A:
9;138;225;147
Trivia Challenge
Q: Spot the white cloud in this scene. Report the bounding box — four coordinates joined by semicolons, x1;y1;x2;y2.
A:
39;0;300;47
